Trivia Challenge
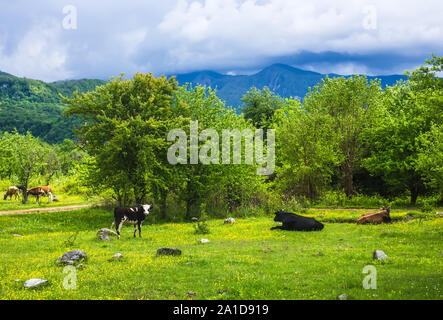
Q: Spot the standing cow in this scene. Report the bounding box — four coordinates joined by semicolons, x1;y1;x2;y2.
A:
3;186;20;200
26;186;53;204
112;204;153;239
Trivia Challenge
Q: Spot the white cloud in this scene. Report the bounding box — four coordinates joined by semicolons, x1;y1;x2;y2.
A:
0;19;72;81
0;0;441;80
157;0;442;67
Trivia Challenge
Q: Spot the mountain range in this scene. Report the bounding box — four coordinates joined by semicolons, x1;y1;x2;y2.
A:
0;64;406;143
172;63;406;107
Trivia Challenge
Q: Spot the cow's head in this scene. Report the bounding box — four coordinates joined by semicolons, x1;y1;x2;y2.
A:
141;204;153;216
273;210;286;222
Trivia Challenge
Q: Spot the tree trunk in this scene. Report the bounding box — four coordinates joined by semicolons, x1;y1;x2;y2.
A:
21;176;29;204
159;189;168;220
343;163;354;198
410;186;419;206
185;199;194;220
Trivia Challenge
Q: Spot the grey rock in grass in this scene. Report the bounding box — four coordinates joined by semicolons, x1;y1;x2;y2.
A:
24;279;48;289
436;212;443;216
191;217;199;223
13;234;24;237
200;238;210;244
56;250;87;265
97;228;118;237
157;248;182;256
338;294;348;300
373;250;388;261
98;234;111;242
224;217;235;224
113;253;123;259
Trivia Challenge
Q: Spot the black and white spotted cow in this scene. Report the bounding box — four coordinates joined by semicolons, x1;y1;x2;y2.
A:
112;204;153;239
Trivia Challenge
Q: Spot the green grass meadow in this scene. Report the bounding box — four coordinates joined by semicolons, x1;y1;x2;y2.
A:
0;207;441;300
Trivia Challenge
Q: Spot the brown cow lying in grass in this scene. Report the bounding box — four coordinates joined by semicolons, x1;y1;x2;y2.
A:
3;186;20;200
357;206;391;225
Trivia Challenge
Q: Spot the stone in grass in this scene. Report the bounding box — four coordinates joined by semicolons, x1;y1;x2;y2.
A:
373;250;388;262
56;250;87;265
187;291;197;298
224;217;235;224
338;294;348;300
200;238;210;244
97;228;118;237
113;253;124;259
157;248;182;256
98;234;111;242
24;279;48;289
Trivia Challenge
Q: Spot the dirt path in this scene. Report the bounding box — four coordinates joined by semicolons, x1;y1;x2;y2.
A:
0;204;94;216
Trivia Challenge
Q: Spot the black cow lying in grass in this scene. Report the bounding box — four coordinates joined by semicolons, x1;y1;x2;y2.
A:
271;210;324;231
112;204;153;239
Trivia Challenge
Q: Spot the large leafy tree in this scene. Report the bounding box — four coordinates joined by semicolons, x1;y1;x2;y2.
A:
241;86;285;131
363;55;443;205
303;75;383;197
274;98;339;200
0;130;46;203
64;73;188;208
416;125;443;203
173;85;264;218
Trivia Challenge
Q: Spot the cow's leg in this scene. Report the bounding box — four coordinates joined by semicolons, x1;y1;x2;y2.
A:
115;219;123;239
138;222;142;238
133;224;137;238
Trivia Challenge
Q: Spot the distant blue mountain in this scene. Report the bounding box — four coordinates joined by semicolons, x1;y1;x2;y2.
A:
172;63;407;108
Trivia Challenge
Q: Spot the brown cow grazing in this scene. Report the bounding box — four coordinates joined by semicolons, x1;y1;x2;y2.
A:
3;186;20;200
357;206;391;225
26;186;53;204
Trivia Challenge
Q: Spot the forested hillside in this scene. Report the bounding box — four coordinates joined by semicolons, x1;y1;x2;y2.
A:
0;64;413;144
0;72;106;143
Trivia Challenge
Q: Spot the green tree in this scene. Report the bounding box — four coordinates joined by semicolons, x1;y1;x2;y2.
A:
304;75;383;197
64;73;188;209
416;125;443;203
241;86;285;131
173;85;264;218
364;56;443;205
274;98;339;200
0;130;46;203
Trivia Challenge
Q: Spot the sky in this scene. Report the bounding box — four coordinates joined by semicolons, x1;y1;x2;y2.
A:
0;0;442;82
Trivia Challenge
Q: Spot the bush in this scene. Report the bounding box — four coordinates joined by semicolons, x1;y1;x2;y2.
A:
193;221;210;234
